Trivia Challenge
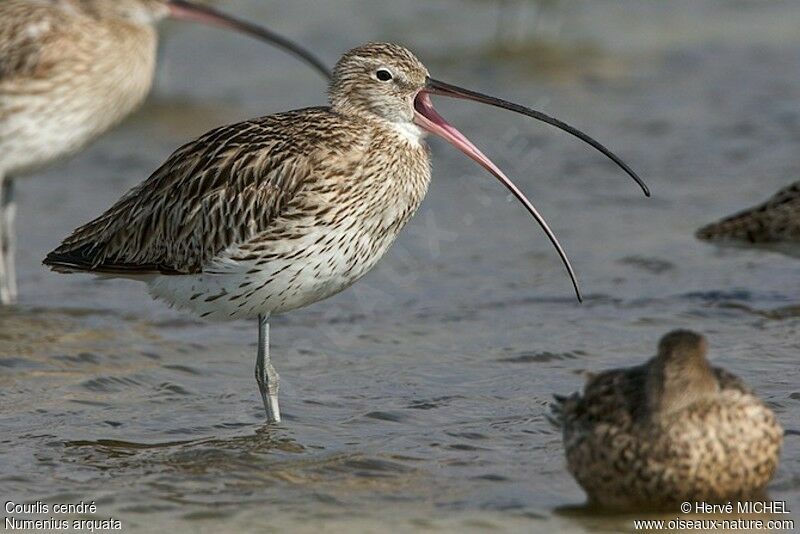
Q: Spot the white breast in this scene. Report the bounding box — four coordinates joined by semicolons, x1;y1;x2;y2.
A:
391;121;426;146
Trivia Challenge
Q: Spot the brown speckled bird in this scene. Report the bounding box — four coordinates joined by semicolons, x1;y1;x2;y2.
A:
552;330;783;510
0;0;329;305
45;42;648;423
697;181;800;245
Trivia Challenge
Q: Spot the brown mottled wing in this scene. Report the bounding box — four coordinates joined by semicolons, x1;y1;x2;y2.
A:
696;181;800;243
553;364;648;431
44;108;350;275
554;364;752;431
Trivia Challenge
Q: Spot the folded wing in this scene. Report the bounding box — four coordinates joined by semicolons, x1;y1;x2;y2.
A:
44;109;339;275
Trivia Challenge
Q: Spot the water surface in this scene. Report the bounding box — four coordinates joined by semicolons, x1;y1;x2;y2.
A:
2;1;799;532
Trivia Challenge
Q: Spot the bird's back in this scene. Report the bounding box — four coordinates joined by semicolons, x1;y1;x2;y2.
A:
697;181;800;243
45;108;357;273
46;105;431;275
554;363;781;508
45;106;434;319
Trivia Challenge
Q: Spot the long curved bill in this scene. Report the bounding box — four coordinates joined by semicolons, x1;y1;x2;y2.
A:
166;0;331;80
414;88;583;302
423;78;649;197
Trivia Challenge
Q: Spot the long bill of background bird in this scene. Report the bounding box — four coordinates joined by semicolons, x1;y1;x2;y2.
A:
166;0;330;79
414;78;650;302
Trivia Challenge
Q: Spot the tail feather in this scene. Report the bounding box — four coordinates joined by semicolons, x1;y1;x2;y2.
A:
43;244;177;276
43;244;101;273
547;393;572;429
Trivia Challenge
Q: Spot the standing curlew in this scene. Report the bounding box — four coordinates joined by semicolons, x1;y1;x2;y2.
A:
551;330;783;509
696;181;800;245
0;0;329;305
45;42;649;424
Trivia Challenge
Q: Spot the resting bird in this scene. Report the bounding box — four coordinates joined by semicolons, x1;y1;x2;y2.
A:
697;181;800;245
45;42;648;423
0;0;329;304
552;330;783;509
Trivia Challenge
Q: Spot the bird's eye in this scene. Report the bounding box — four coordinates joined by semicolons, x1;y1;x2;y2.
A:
375;69;393;82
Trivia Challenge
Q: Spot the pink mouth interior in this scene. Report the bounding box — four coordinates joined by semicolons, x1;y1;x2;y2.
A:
167;2;228;27
413;90;542;211
413;92;496;174
413;91;581;300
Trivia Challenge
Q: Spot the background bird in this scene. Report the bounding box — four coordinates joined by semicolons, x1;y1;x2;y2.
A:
551;330;783;509
696;181;800;245
0;0;329;305
44;42;647;424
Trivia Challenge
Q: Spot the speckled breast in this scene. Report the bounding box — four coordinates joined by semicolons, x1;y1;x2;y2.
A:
150;125;432;320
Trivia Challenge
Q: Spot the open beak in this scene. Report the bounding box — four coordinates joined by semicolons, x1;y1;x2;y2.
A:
422;78;648;196
166;0;330;80
414;78;649;302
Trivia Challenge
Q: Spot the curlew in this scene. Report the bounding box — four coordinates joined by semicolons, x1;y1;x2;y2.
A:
0;0;329;304
697;181;800;245
45;42;648;424
551;330;783;509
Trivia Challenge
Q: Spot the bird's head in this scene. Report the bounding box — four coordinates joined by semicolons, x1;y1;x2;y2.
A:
645;330;719;418
329;42;650;302
329;43;430;124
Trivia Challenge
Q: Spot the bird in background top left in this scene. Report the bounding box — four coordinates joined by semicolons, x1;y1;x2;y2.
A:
0;0;330;305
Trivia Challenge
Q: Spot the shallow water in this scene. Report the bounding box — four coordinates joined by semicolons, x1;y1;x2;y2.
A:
2;1;800;532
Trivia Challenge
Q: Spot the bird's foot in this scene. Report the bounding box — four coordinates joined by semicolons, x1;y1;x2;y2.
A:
261;391;281;424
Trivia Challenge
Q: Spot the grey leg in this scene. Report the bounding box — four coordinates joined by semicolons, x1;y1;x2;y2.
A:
255;314;281;423
0;175;17;305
